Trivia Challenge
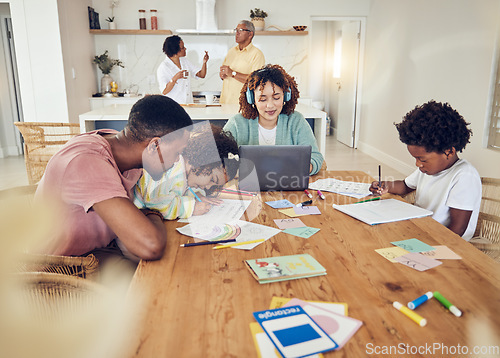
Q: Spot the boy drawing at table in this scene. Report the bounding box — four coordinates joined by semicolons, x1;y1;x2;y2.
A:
133;123;239;219
370;100;481;240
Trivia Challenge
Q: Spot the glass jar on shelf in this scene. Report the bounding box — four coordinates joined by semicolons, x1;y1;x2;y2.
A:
150;9;158;30
138;9;146;30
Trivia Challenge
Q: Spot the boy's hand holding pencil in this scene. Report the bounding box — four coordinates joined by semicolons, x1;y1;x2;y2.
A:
369;181;388;196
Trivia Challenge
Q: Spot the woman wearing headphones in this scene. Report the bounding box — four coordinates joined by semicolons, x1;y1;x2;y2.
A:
223;64;324;175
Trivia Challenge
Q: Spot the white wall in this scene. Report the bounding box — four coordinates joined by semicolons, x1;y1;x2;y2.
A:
8;0;68;123
58;0;96;123
358;0;500;178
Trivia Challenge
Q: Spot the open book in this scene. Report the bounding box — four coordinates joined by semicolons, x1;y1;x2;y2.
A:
332;198;433;225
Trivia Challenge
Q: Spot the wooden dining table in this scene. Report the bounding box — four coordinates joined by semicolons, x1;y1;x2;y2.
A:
125;171;500;357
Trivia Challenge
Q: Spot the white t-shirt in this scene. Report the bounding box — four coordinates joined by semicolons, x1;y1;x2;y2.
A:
156;56;200;104
404;159;481;241
258;124;277;145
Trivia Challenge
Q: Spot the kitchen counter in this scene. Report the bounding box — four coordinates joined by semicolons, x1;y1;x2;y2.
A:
79;103;327;155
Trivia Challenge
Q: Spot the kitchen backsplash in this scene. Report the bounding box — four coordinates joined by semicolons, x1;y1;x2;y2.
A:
94;34;308;96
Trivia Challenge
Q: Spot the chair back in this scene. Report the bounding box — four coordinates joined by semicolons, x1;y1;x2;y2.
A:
470;177;500;261
0;184;99;280
14;122;80;184
11;272;107;322
17;253;99;280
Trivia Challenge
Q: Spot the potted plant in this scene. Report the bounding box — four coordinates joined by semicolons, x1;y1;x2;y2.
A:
250;8;267;31
107;0;119;29
93;50;124;93
106;16;116;30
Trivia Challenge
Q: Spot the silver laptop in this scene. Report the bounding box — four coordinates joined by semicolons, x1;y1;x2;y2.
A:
238;145;311;191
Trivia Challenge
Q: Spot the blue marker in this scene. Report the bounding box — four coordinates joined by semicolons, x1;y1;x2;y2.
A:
188;187;202;202
407;291;433;310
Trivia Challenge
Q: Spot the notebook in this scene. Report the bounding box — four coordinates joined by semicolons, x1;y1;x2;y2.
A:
238;145;311;191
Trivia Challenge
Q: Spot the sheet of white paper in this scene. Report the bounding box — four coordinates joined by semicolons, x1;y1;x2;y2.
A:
333;198;433;225
309;178;371;198
178;199;251;225
177;220;281;250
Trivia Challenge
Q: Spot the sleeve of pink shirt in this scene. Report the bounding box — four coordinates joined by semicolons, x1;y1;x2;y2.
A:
60;152;133;212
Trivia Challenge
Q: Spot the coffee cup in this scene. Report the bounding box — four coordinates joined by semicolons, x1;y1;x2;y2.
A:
183;70;189;78
205;94;215;105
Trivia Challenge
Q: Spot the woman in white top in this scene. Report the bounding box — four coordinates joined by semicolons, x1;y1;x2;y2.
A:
157;35;209;104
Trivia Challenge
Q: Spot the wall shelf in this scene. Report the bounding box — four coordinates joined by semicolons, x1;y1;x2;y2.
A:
256;31;308;36
89;29;173;35
89;29;307;36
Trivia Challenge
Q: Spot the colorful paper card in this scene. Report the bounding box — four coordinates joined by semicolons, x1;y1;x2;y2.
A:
391;238;436;253
282;299;362;350
273;218;306;230
419;245;462;260
394;252;442;271
283;226;320;239
278;208;308;218
375;247;410;263
266;199;295;209
269;297;348;316
293;206;321;215
253;306;338;357
249;322;324;358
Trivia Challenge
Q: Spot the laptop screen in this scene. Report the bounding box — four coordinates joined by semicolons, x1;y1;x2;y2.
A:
238;145;311;191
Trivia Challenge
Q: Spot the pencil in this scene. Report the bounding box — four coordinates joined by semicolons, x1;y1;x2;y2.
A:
213;239;265;250
220;189;255;197
188;187;202;202
356;197;382;204
180;239;236;247
220;188;256;196
378;165;382;188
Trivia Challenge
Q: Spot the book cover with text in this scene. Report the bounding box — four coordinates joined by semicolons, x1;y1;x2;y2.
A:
245;254;326;284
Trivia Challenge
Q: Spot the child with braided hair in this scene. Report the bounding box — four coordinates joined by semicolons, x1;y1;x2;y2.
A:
134;123;239;219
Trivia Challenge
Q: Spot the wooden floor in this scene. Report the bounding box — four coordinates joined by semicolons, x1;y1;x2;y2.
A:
0;136;405;191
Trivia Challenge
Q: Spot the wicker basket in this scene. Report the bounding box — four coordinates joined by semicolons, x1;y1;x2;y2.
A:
470;177;500;262
14;122;80;185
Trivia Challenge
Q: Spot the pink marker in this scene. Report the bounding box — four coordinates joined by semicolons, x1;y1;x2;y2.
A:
317;190;325;200
304;189;313;199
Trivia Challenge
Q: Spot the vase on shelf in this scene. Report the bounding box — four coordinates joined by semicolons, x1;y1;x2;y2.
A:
251;18;265;31
108;22;117;30
101;74;113;93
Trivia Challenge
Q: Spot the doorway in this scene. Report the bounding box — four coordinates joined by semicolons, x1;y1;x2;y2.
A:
310;17;365;148
1;10;24;156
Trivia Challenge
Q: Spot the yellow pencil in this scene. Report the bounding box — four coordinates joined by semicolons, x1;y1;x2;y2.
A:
213;239;265;250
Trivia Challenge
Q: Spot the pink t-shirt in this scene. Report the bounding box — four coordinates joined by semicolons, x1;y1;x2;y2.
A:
36;130;143;255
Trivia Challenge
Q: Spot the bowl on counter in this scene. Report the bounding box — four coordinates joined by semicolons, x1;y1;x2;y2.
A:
293;26;307;31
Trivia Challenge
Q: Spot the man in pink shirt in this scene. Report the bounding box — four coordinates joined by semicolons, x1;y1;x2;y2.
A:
36;95;192;263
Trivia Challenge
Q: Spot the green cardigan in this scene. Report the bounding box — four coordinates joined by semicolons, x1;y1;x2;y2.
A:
223;111;324;175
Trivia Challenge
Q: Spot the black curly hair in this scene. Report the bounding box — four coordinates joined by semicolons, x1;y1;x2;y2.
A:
126;95;192;142
395;100;472;153
239;64;299;119
182;124;239;183
162;35;182;57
